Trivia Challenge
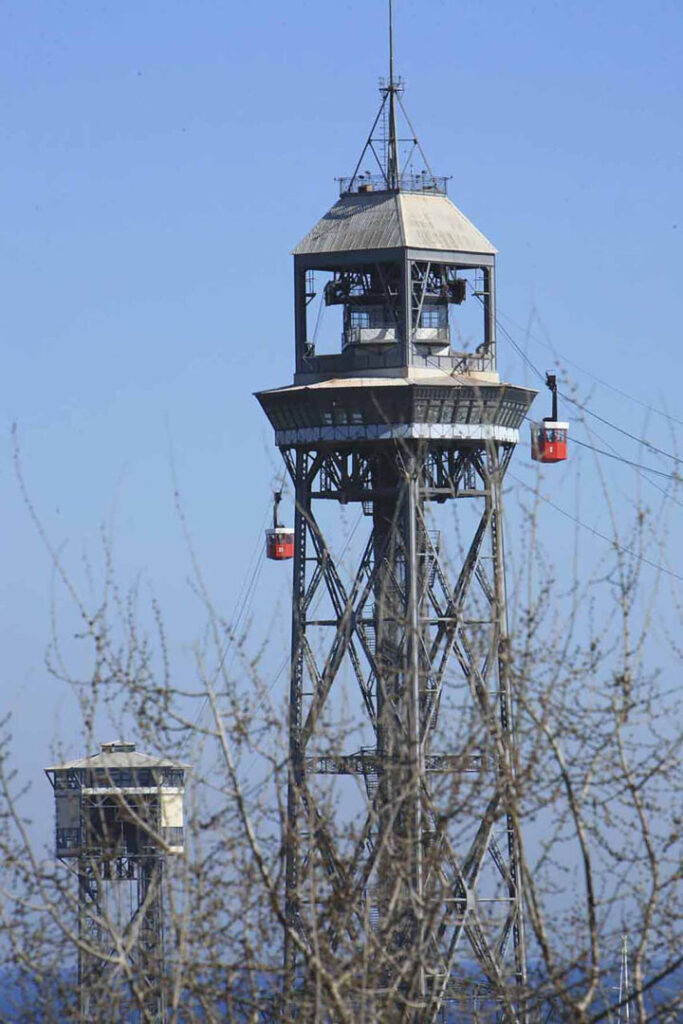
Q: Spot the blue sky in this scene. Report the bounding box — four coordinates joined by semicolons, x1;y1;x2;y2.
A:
1;1;682;823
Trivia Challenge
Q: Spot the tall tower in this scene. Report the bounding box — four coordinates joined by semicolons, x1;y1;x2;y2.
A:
257;45;536;1023
45;741;187;1022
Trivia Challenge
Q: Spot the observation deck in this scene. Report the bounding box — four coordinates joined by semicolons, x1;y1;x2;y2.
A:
257;373;536;448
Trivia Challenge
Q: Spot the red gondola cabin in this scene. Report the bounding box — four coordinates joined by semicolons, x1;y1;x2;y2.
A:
266;526;295;560
264;528;294;561
530;420;568;463
266;490;294;560
531;372;569;463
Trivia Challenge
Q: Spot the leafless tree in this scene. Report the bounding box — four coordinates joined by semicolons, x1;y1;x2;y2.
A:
0;435;681;1023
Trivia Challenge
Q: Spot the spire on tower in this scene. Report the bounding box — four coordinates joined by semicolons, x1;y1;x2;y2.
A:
386;0;399;189
341;0;447;196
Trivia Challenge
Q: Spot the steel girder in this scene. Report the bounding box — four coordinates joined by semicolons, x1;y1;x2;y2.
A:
280;440;527;1022
76;854;165;1023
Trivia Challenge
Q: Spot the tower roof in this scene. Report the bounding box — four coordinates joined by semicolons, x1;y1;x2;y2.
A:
293;190;496;258
45;740;189;772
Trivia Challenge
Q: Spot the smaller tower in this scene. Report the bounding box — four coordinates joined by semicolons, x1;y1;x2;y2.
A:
45;741;188;1023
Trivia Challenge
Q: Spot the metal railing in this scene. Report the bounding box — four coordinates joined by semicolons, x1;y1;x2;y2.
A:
337;172;450;196
413;326;451;345
343;325;399;348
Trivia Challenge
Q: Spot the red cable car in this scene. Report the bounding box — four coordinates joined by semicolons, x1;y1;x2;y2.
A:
530;373;569;464
265;491;294;561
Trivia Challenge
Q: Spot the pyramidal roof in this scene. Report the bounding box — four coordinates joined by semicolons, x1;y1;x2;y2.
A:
293;190;496;257
46;741;189;772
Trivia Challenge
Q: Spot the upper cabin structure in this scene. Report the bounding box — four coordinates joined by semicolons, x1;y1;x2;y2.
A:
291;71;499;385
45;740;187;863
258;74;536;449
293;181;498;383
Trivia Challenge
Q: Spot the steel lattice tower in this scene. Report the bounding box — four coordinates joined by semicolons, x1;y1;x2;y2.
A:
257;53;536;1022
46;741;187;1023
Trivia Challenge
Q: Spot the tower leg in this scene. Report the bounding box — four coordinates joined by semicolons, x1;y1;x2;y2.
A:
283;450;309;1016
78;860;102;1023
278;441;528;1021
374;446;427;1010
489;446;528;1020
76;856;166;1023
137;857;165;1022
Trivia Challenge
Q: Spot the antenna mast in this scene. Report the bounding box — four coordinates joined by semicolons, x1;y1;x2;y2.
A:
343;0;445;195
386;0;399;189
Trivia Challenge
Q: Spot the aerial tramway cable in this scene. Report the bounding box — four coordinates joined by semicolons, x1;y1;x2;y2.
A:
559;392;683;466
238;508;365;786
484;302;683;483
488;298;683;474
417;295;683;576
179;489;274;753
568;435;679;480
490;306;683;574
507;471;683;583
495;304;683;430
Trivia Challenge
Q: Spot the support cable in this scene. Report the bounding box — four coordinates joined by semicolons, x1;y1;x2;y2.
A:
507;471;683;582
419;319;683;560
566;435;679;480
519;410;683;512
179;495;271;753
559;392;683;466
487;293;683;470
239;509;365;782
463;292;683;483
423;339;681;485
495;305;683;430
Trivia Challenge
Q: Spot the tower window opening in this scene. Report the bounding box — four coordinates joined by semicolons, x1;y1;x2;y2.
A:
304;270;344;355
304;264;401;356
448;268;486;356
349;309;371;329
411;263;491;364
420;307;448;329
